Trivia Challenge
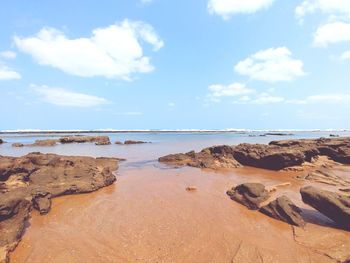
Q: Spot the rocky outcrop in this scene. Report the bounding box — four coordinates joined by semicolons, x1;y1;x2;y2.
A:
115;141;123;145
159;146;242;169
0;139;4;144
300;186;350;229
59;136;111;145
226;183;270;210
0;152;119;262
259;196;305;227
159;137;350;171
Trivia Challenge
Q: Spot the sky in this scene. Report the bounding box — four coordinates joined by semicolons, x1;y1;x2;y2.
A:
1;0;350;130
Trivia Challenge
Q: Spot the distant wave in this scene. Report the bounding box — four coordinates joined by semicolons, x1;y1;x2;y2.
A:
1;128;349;134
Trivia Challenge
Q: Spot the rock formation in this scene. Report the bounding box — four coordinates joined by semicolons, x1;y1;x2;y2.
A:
0;152;119;262
159;137;350;171
259;196;305;227
59;136;111;145
300;186;350;229
226;183;270;210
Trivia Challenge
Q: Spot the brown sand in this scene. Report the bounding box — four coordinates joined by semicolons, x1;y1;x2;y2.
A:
9;164;350;263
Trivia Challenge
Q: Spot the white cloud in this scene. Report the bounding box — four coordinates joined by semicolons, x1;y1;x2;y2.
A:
168;102;175;107
0;51;17;59
234;47;306;82
15;19;164;80
288;94;350;104
234;93;284;104
313;22;350;47
141;0;153;3
296;0;350;22
208;82;253;101
341;50;350;60
0;65;21;80
208;0;275;19
114;111;143;116
31;84;109;107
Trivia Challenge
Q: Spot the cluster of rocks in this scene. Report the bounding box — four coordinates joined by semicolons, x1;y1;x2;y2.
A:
227;183;350;230
159;137;350;170
10;136;150;148
0;152;120;263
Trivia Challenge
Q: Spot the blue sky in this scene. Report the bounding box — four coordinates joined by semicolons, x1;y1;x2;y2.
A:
1;0;350;130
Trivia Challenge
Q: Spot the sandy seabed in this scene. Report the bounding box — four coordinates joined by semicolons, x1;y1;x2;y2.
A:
9;162;350;263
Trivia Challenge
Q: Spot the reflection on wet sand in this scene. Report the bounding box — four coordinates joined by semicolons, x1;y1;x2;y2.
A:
10;164;350;263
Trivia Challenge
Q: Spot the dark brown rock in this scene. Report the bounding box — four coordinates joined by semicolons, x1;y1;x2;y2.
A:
59;136;111;145
0;152;119;261
124;140;148;145
32;192;52;215
232;143;309;170
114;141;123;145
259;196;305;227
300;186;350;229
227;183;269;210
0;139;3;144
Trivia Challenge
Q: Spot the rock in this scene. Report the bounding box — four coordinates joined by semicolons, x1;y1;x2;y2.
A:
32;192;52;215
12;143;24;147
124;140;148;145
227;183;270;210
114;141;123;145
300;170;350;188
259;196;305;227
0;139;3;144
31;139;57;146
300;186;350;229
185;186;197;191
0;152;119;261
329;134;339;137
59;136;111;145
232;143;314;170
264;133;293;136
160;137;350;171
159;146;242;169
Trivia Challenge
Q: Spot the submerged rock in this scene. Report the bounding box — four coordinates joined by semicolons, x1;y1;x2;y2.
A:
227;183;270;210
124;140;148;144
260;196;305;227
300;186;350;229
31;139;57;146
0;152;120;262
12;143;24;147
59;136;111;145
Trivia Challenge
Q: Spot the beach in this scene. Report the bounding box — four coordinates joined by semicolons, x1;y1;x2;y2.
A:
1;131;350;263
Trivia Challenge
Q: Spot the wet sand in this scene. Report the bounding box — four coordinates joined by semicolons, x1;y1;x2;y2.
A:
9;163;350;263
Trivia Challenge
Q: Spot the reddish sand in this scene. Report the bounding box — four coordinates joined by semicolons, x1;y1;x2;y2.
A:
9;165;350;263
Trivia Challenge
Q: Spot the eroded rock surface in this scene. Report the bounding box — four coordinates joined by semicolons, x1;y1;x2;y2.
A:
226;183;269;210
260;196;305;227
300;186;350;230
159;137;350;171
0;152;119;263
